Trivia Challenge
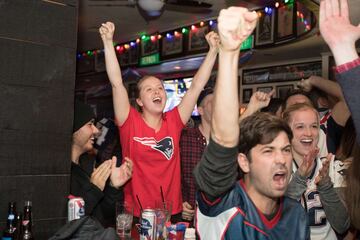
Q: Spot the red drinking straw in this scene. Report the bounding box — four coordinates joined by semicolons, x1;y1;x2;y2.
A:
136;194;143;212
160;186;166;209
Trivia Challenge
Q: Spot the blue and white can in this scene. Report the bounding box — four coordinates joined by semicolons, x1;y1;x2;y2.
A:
140;209;157;240
68;197;85;222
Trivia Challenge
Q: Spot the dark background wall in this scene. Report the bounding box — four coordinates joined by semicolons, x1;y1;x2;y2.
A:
0;0;78;238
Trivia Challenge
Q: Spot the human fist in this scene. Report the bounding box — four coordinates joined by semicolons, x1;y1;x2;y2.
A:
99;21;115;42
217;7;257;52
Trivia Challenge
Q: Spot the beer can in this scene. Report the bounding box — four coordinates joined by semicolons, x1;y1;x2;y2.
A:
140;209;157;240
68;197;85;222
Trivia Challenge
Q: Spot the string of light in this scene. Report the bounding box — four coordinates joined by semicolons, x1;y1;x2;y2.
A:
77;0;311;59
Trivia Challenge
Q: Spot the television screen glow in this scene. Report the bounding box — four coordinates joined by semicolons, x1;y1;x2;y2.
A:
163;77;199;116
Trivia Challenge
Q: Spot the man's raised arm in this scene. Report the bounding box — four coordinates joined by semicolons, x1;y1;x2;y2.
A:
194;7;257;199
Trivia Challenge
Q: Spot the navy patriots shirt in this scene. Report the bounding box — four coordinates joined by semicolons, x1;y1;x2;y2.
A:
194;138;310;240
196;180;310;240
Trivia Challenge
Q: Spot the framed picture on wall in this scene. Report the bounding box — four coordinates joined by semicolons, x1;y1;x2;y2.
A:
242;61;322;85
188;25;209;52
141;38;159;56
128;45;139;65
243;68;270;85
95;51;105;72
277;4;295;40
296;1;313;36
257;86;273;93
242;88;253;103
119;50;130;66
277;85;294;99
255;9;275;46
161;32;184;57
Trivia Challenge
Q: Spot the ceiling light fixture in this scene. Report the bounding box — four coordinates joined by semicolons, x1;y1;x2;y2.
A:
137;0;165;22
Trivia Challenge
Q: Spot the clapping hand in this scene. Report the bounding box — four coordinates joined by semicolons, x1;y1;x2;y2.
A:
315;153;332;185
90;160;112;191
298;147;319;178
217;7;257;52
110;156;133;189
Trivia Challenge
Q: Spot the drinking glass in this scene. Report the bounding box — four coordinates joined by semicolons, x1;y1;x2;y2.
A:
116;201;133;240
155;200;173;239
155;208;167;240
155;200;172;222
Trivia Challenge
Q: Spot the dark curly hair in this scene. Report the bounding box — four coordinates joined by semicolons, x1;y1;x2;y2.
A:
238;112;293;160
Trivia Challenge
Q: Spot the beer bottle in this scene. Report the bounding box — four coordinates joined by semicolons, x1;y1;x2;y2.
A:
20;201;33;240
14;214;22;240
2;202;17;240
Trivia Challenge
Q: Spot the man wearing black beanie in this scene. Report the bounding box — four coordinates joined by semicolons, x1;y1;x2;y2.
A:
71;101;133;227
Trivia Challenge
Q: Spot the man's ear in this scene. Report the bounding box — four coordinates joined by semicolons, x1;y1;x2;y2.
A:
238;153;250;174
136;98;143;107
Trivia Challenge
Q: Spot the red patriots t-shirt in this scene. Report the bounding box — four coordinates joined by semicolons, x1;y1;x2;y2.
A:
119;107;184;217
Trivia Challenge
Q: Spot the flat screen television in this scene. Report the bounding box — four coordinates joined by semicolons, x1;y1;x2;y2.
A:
163;77;199;116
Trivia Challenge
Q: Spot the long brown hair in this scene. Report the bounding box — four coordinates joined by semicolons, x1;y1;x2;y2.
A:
339;118;360;229
344;143;360;229
337;118;357;160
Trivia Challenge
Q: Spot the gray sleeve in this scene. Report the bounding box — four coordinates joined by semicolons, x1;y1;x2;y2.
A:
317;179;350;234
285;170;307;200
336;65;360;139
193;137;238;200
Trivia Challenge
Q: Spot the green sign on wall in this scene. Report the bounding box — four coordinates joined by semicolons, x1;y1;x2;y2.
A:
139;53;160;66
240;35;254;51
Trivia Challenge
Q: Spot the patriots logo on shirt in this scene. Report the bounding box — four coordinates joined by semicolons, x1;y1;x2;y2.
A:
133;136;174;160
